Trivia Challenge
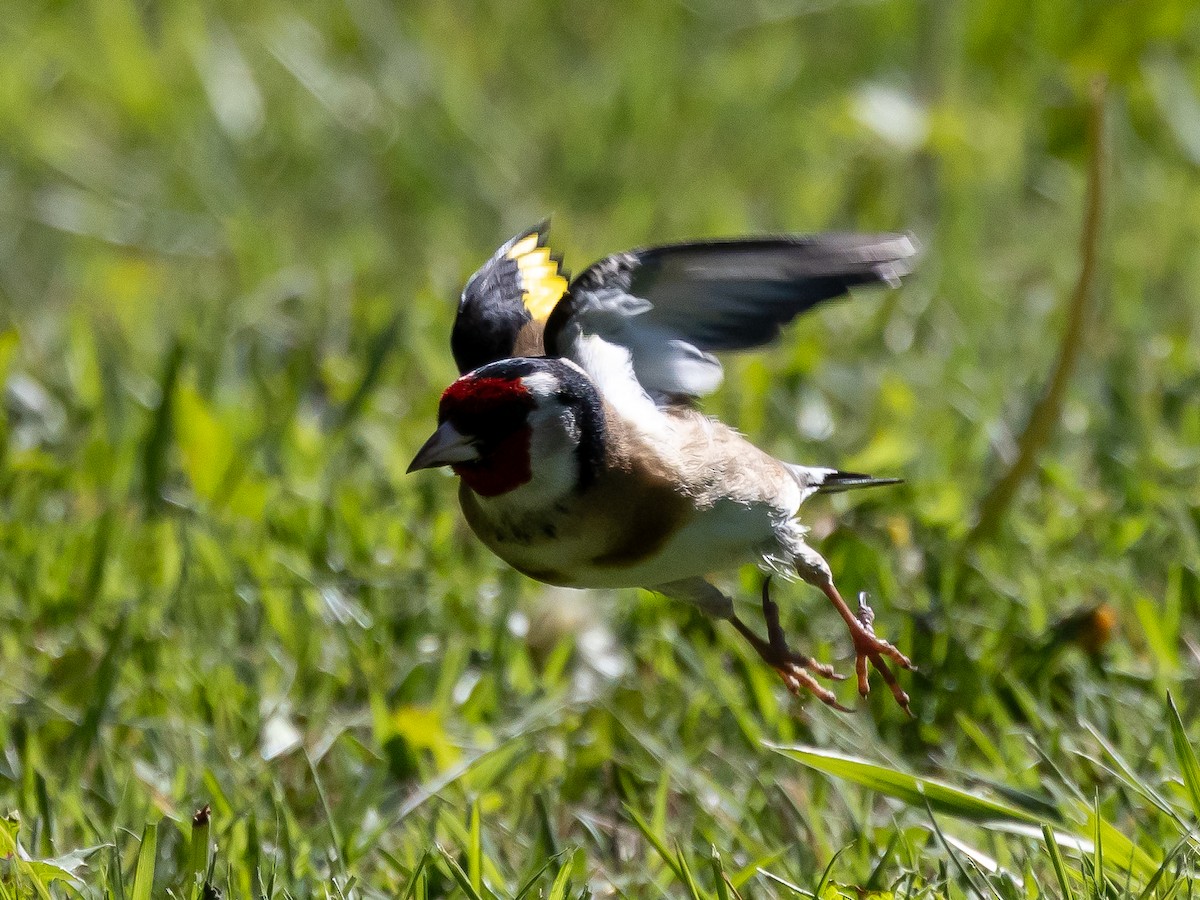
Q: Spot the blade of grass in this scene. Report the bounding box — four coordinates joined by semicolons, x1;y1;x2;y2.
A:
399;849;431;900
865;830;901;892
963;76;1107;548
1081;722;1187;828
415;854;430;900
547;849;575;900
514;850;567;900
1137;830;1195;900
360;707;559;851
652;770;670;838
732;848;788;891
129;822;158;900
1137;828;1198;900
1081;805;1158;881
709;847;730;900
70;614;128;772
673;840;706;900
1168;692;1200;821
140;338;184;517
535;791;560;858
983;821;1086;853
756;867;816;898
187;805;211;900
110;844;126;900
813;844;847;898
924;803;1001;900
436;843;485;900
1042;824;1077;900
332;313;401;432
770;744;1043;824
468;799;482;898
623;803;687;885
305;750;346;879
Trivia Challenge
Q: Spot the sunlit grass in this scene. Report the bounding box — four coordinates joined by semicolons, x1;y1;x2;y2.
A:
2;0;1200;896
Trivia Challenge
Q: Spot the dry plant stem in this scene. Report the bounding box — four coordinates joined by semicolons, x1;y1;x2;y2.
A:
966;76;1108;547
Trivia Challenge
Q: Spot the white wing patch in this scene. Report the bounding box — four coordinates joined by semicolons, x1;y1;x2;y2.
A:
564;286;725;417
569;331;664;433
631;334;724;397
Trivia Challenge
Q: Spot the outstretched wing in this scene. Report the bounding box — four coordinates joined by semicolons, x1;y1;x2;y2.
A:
545;233;917;402
450;223;569;374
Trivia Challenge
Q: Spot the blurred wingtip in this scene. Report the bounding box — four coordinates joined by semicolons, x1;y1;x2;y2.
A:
872;232;921;287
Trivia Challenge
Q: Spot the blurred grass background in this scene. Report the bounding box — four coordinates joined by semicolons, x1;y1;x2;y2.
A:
1;0;1200;896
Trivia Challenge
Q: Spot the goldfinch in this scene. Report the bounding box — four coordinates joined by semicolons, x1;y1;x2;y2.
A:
409;224;917;712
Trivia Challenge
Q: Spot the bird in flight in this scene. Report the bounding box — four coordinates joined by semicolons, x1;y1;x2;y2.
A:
409;223;917;713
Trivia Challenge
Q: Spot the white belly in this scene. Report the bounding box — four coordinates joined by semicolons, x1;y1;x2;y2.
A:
580;499;782;587
465;489;785;590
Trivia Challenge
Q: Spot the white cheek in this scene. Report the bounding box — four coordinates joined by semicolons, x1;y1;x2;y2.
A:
524;409;578;498
475;403;580;512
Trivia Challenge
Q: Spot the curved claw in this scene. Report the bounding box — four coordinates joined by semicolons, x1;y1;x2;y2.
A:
776;663;853;712
806;658;848;682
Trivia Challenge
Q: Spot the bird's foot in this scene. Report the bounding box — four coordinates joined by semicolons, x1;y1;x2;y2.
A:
807;574;914;715
848;591;916;715
730;579;850;712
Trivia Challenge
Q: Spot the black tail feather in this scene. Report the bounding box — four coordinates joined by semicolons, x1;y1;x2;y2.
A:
816;470;903;494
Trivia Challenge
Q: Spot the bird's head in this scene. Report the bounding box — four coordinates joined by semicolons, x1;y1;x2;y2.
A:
408;358;605;501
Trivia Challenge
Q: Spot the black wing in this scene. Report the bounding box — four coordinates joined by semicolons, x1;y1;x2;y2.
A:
546;233;917;401
450;223;569;374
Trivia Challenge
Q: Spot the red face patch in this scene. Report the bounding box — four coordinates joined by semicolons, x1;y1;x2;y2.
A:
452;428;532;496
439;376;533;421
439;375;535;497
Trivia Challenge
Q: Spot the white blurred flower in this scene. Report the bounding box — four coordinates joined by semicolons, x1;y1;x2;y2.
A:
854;84;929;152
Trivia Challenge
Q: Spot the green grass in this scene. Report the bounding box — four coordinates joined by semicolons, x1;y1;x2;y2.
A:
2;0;1200;896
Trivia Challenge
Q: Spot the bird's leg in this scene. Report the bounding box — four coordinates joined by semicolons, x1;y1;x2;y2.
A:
728;578;851;712
759;579;843;682
819;579;914;715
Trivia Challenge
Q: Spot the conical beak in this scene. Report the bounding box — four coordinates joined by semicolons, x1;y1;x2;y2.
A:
407;422;480;473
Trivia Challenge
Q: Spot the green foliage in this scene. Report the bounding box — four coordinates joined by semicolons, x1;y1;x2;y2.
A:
1;0;1200;896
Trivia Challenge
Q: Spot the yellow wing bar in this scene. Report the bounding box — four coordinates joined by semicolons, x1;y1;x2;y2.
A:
507;233;568;322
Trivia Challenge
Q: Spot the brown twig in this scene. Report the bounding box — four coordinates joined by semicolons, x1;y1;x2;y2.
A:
964;76;1108;548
